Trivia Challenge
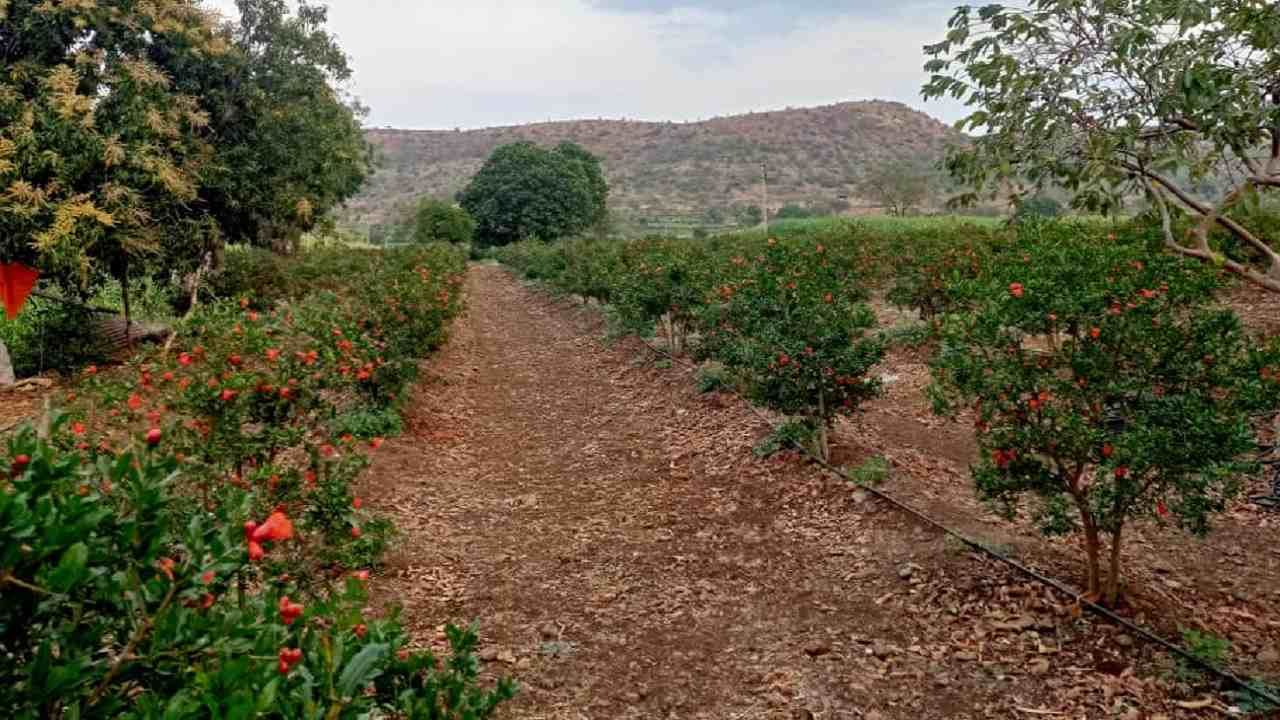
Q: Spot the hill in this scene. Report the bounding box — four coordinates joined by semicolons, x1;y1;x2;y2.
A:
341;100;964;231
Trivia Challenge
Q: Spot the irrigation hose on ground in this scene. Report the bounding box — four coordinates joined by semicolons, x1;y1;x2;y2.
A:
635;335;1280;710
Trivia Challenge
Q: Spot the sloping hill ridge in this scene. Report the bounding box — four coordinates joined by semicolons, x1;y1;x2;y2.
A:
343;100;962;228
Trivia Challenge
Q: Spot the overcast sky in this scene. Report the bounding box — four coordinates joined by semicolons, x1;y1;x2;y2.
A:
205;0;970;130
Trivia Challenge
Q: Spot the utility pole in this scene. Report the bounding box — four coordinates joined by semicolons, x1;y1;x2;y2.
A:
761;162;769;234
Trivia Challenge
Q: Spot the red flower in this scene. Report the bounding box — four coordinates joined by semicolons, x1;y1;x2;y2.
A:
253;512;295;542
369;437;384;450
350;526;362;539
1089;327;1101;340
85;365;98;376
1102;444;1114;459
201;570;215;585
353;624;368;639
278;596;304;625
72;422;86;436
178;353;193;367
1009;282;1024;298
228;354;243;367
11;454;30;474
1114;466;1130;479
127;394;142;411
991;448;1016;469
352;496;363;509
1156;501;1170;518
247;541;265;562
220;389;238;402
320;444;337;458
352;570;370;582
157;557;176;582
145;428;162;446
277;647;303;673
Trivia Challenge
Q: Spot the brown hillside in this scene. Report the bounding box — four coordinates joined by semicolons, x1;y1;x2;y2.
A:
342;100;962;228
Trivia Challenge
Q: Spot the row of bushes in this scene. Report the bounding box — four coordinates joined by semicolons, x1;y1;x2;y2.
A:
495;230;889;461
494;220;1280;612
1;245;516;718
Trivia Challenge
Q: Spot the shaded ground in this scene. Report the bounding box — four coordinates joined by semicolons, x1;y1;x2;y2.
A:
363;265;1277;719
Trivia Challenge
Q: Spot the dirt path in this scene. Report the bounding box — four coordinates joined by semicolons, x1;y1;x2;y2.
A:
363;265;1273;720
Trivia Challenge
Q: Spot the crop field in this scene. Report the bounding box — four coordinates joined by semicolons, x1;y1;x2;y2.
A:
8;1;1280;719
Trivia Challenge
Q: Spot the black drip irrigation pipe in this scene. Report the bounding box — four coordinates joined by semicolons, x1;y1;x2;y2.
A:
635;335;1280;710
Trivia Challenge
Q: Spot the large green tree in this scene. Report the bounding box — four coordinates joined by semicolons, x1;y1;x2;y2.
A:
459;141;609;247
923;0;1280;292
166;0;372;255
0;0;225;297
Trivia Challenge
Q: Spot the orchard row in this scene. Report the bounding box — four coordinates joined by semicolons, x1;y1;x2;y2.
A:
494;220;1280;605
1;246;515;719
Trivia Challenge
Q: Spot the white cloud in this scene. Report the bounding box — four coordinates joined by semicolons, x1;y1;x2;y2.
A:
203;0;969;129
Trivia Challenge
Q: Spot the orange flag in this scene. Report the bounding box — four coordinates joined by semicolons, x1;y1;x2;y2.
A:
0;263;39;320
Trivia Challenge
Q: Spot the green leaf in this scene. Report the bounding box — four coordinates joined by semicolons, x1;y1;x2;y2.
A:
337;643;389;697
47;542;89;593
255;677;279;713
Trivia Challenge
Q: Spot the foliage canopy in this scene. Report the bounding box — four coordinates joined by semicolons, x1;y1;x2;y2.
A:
459;142;609;247
923;0;1280;291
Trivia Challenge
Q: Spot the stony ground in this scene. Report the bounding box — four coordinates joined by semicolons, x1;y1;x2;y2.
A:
361;265;1279;720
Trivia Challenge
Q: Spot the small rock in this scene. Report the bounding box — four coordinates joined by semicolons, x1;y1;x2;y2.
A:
1027;658;1050;675
516;657;532;670
897;564;914;580
1115;634;1134;649
496;649;517;664
804;640;832;657
953;651;978;662
478;647;499;662
865;710;887;720
539;623;558;640
992;615;1036;632
851;489;871;504
1257;648;1280;664
872;642;897;659
623;692;642;704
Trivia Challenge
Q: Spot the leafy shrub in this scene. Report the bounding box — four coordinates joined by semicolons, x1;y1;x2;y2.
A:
206;246;292;309
699;237;885;461
611;238;710;352
408;199;476;245
849;456;891;486
1;245;516;717
0;299;106;377
331;406;405;440
752;419;819;458
930;234;1280;604
0;424;515;718
1175;629;1232;683
695;364;733;394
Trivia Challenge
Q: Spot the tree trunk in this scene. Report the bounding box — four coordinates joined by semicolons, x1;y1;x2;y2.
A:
1104;525;1124;606
0;338;15;386
119;267;132;350
1080;514;1102;599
